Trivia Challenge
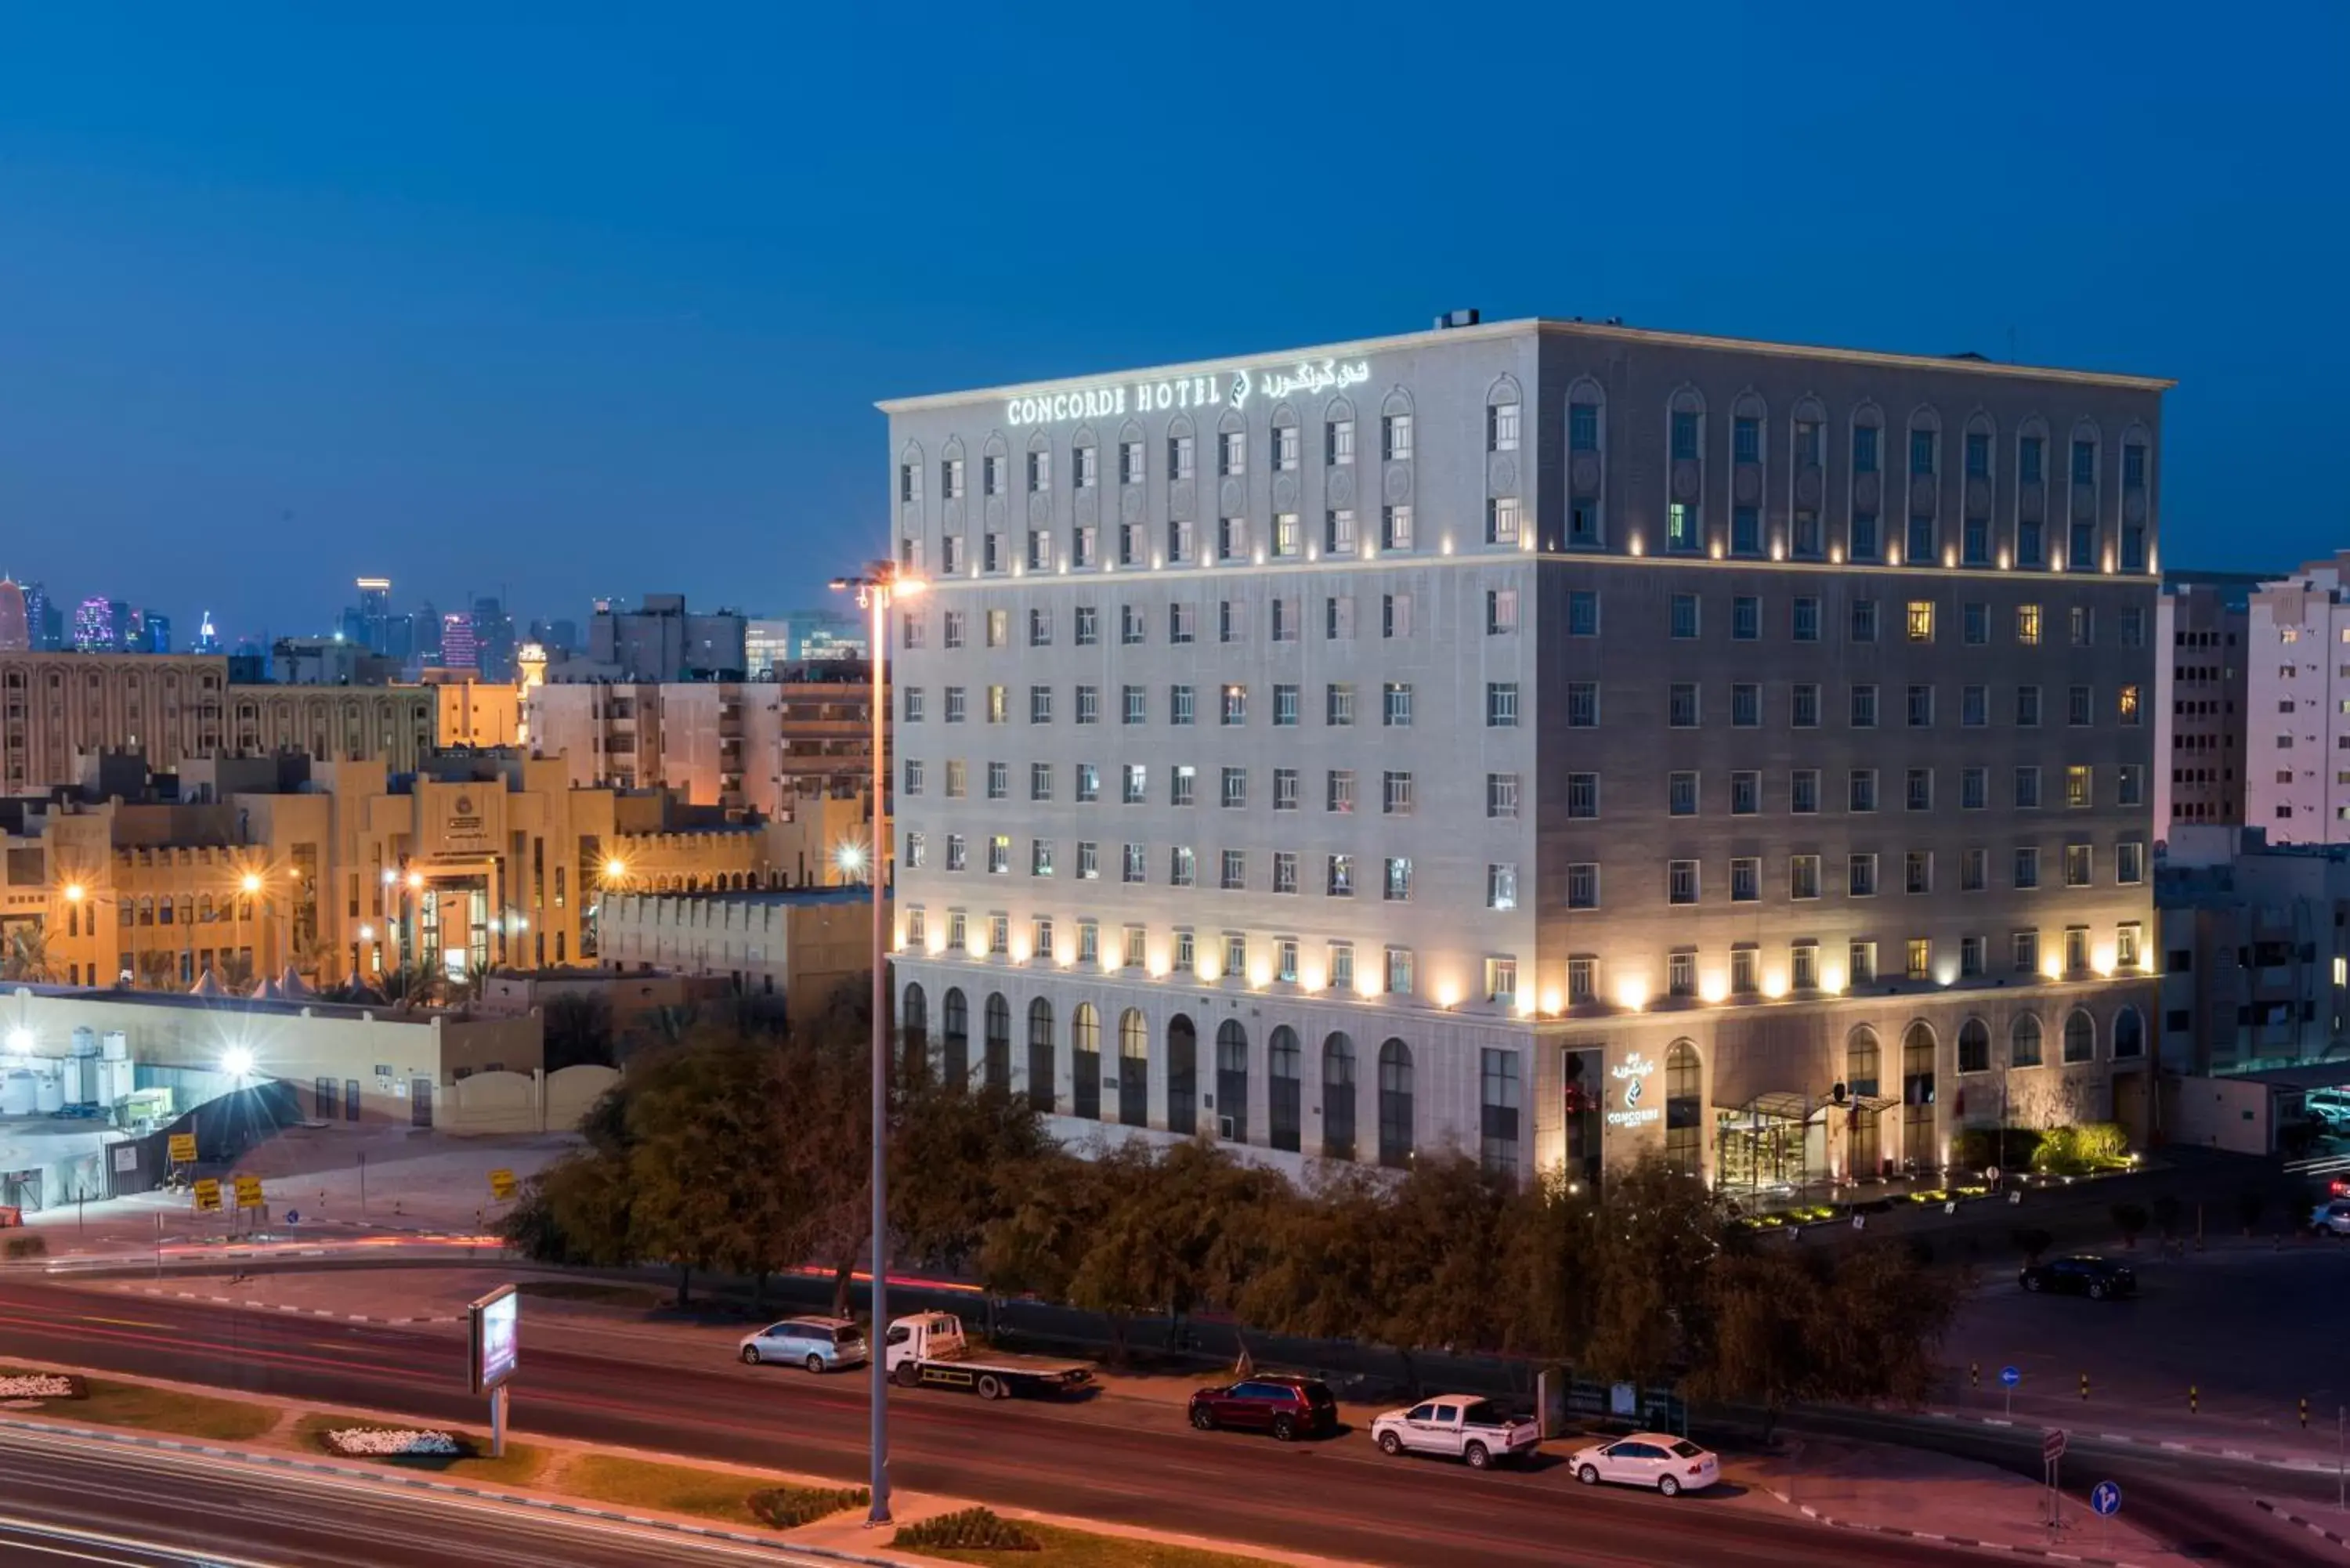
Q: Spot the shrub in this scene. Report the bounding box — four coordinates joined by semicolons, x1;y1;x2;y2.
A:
1957;1128;2041;1173
2074;1123;2129;1167
2011;1227;2055;1264
749;1487;870;1530
2110;1202;2149;1247
3;1236;46;1260
894;1508;1041;1552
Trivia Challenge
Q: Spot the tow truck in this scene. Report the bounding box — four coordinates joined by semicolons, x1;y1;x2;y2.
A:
882;1312;1093;1401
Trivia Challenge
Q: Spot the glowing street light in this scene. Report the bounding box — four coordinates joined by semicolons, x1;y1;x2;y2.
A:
240;873;264;896
220;1046;255;1078
602;858;627;883
828;559;921;1529
62;883;85;904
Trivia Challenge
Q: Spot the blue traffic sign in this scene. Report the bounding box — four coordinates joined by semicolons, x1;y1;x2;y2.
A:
2000;1365;2022;1388
2091;1481;2121;1517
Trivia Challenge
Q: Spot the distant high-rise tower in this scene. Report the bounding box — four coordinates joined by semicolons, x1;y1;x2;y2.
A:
73;597;117;652
471;594;516;682
141;611;172;654
439;611;479;670
352;576;393;652
193;611;222;654
0;578;27;652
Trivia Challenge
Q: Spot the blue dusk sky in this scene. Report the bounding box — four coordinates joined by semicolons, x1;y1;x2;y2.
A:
0;4;2341;641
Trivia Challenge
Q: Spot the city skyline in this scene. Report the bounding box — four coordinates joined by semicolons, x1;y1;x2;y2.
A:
2;5;2344;634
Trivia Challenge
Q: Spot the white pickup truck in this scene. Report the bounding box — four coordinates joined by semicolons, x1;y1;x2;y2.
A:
1371;1395;1542;1469
882;1313;1093;1401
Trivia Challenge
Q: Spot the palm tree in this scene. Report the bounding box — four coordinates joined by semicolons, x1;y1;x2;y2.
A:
215;950;257;993
0;926;56;984
134;949;179;992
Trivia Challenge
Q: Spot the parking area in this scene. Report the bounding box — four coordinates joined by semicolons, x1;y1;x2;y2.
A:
1945;1239;2350;1437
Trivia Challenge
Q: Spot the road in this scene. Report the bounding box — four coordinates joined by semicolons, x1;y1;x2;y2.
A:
0;1425;816;1566
0;1277;2072;1568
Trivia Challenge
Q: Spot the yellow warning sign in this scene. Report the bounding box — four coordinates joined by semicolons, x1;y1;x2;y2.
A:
192;1179;222;1213
487;1168;516;1201
168;1133;197;1165
232;1175;265;1209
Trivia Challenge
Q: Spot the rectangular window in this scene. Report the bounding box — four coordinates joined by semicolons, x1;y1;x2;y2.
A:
1569;500;1600;545
1965;431;1990;479
1383;592;1412;638
1671;410;1700;461
1488;496;1521;546
1121;685;1145;724
988;835;1010;875
1906;938;1932;981
1907;514;1935;563
1487;772;1520;818
1076;763;1099;802
1853;425;1880;474
1961;847;1987;892
1666;951;1696;998
1907;684;1934;728
1566;862;1598;909
1850;598;1878;642
1851;511;1880;561
1961;766;1987;810
1327;419;1354;464
1670;593;1700;639
1911;428;1936;475
1849;685;1878;728
1906;601;1935;643
1327;770;1356;815
1849;769;1878;812
2014;847;2041;889
1217;517;1246;562
1568;591;1600;636
2019;436;2044;484
1668;771;1699;816
1792;597;1820;641
1382;413;1412;461
1906;851;1932;895
2017;604;2042;645
903;758;925;795
1731;771;1759;815
1171;765;1196;807
1962;685;1987;728
1221;684;1247;725
1220;850;1246;891
2118;764;2143;807
1791;768;1820;814
2017;686;2042;727
2066;764;2092;809
1273;513;1300;558
1732;505;1760;556
1906;768;1933;811
1028;449;1050;493
1730;858;1759;902
2016;766;2041;809
1327;854;1354;896
1170;603;1196;643
1123;764;1146;804
1731;684;1760;727
2117;840;2145;884
2065;844;2092;887
1170;685;1195;724
1487;682;1519;727
1029;685;1053;724
2124;443;2146;489
1272;851;1298;895
1168;847;1195;887
945;760;967;797
1218;429;1246;476
1791;941;1820;989
1382;770;1413;816
1668;683;1699;728
1667;501;1700;552
1384;681;1415;726
1567;773;1599;818
1221;766;1247;809
2072;439;2097;486
1326;683;1355;726
1329;942;1355;990
2013;930;2042;982
1270;683;1299;728
1668;860;1699;905
1272;423;1299;471
1123;844;1145;884
902;612;927;649
1486;587;1518;634
1032;839;1055;877
1734;415;1760;464
1486;863;1517;911
1031;761;1053;801
1570;403;1599;452
1382;504;1414;550
1386;946;1414;996
986;761;1009;800
1326;508;1357;555
1788;854;1820;899
1849;941;1878;985
1793;508;1821;557
1849;854;1878;896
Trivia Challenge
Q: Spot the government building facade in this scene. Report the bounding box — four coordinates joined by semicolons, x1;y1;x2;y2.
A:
880;316;2167;1189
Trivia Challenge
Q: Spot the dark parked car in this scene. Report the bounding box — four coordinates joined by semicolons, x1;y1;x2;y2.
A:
2019;1254;2136;1299
1187;1375;1339;1441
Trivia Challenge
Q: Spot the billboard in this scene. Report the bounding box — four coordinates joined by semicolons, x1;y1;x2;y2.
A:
469;1283;518;1394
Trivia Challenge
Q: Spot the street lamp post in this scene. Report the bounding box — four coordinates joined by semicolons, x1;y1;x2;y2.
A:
830;562;918;1529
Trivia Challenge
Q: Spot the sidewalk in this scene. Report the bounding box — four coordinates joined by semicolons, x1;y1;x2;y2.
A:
1733;1436;2179;1565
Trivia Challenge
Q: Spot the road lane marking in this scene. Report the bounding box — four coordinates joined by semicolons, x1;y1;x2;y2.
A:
74;1317;168;1330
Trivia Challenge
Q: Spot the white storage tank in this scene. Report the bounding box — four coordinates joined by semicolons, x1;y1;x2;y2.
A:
100;1031;128;1062
96;1059;133;1105
34;1075;63;1115
70;1028;98;1059
61;1059;92;1106
0;1071;37;1117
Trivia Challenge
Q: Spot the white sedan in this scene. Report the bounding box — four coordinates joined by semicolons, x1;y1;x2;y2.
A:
1569;1432;1719;1497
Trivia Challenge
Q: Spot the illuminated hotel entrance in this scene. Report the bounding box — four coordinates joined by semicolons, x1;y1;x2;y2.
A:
402;865;493;984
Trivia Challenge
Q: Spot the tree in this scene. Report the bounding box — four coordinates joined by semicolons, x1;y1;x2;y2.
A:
1493;1170;1600;1362
1366;1156;1516;1390
1579;1156;1726;1386
890;1075;1058;1275
624;1033;800;1306
134;949;179;992
1237;1165;1390;1346
1686;1244;1831;1439
1;926;56;984
542;992;616;1072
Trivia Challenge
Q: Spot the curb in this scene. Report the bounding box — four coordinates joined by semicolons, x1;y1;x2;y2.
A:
0;1413;902;1566
1766;1488;2148;1566
2255;1500;2350;1550
125;1287;462;1326
1922;1409;2340;1476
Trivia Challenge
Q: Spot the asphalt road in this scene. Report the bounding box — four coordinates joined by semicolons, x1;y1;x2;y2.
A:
0;1425;816;1567
0;1277;2044;1568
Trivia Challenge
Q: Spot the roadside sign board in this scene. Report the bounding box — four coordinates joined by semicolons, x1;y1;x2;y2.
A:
469;1283;519;1395
191;1179;222;1213
2000;1366;2021;1388
488;1168;516;1201
167;1133;197;1165
232;1175;264;1210
2043;1428;2068;1463
2091;1480;2120;1516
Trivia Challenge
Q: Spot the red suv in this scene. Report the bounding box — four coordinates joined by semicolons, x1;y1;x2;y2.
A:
1187;1375;1338;1441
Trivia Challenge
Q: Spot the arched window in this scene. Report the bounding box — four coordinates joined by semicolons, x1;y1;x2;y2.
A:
1377;1039;1414;1168
1902;1024;1936;1165
1118;1009;1148;1127
941;988;969;1088
2112;1006;2145;1061
1070;1003;1102;1120
1027;998;1056;1114
1268;1026;1302;1153
1322;1032;1358;1160
2011;1013;2044;1068
1215;1020;1249;1144
1846;1028;1881;1096
983;993;1011;1093
1166;1014;1198;1136
2063;1009;2095;1064
1958;1018;1991;1074
900;982;928;1076
1665;1040;1703;1173
1844;1027;1883;1180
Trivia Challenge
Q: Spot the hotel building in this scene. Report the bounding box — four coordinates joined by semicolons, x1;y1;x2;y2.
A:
880;316;2167;1187
2245;555;2350;843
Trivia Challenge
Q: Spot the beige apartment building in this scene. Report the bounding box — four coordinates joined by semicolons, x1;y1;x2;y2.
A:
881;315;2166;1190
527;667;876;817
0;652;435;793
2154;578;2251;837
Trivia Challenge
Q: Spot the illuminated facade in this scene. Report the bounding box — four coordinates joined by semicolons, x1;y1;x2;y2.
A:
0;753;786;992
0;653;436;795
2244;555;2350;843
881;316;2165;1187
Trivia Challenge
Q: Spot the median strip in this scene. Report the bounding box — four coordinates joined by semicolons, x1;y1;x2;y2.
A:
1766;1487;2152;1567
